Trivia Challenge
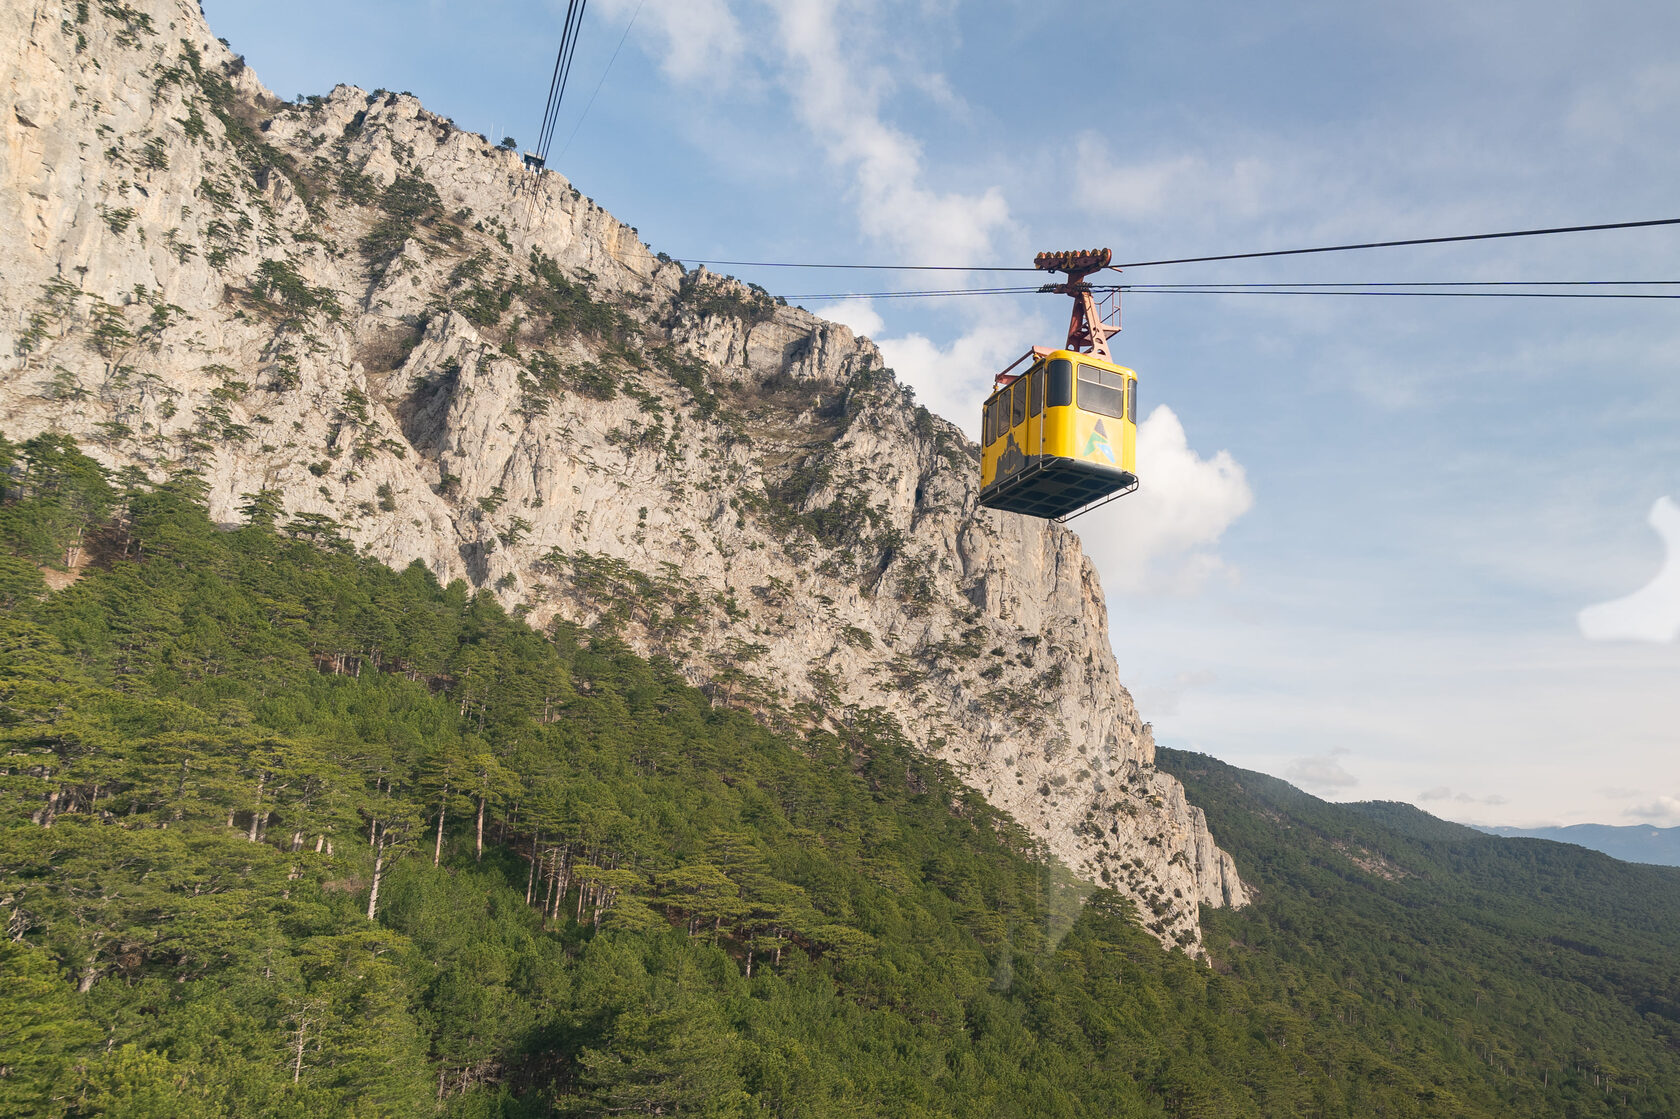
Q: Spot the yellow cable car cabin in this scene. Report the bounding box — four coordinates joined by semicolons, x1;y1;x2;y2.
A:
979;349;1138;520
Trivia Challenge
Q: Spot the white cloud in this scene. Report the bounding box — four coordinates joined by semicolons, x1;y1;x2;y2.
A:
768;0;1013;263
1287;749;1359;795
1578;496;1680;643
1079;406;1254;593
596;0;743;82
1627;794;1680;826
808;299;883;341
871;312;1033;442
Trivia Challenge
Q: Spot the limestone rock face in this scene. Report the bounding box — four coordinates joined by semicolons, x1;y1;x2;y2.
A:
0;0;1245;948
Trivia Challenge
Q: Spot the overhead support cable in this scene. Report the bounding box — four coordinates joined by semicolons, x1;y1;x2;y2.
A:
789;284;1680;302
535;0;590;164
549;0;589;159
1107;218;1680;269
533;6;566;152
1116;280;1680;289
534;0;577;158
554;0;644;162
1107;289;1680;300
677;217;1680;275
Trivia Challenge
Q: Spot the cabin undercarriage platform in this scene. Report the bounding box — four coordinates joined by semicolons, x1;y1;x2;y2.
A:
979;457;1139;522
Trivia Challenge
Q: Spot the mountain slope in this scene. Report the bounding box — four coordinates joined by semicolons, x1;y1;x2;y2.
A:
0;0;1240;946
1159;747;1680;1115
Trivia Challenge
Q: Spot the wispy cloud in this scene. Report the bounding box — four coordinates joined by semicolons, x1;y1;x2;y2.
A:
1419;786;1508;807
768;0;1011;264
1626;794;1680;826
595;0;743;82
1287;748;1359;794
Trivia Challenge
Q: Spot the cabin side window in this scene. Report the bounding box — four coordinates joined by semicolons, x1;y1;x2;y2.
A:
1046;358;1074;408
1126;378;1137;423
1076;363;1127;419
1011;378;1027;427
1030;366;1045;416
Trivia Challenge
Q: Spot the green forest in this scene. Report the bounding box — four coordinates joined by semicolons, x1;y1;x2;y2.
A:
3;432;1678;1118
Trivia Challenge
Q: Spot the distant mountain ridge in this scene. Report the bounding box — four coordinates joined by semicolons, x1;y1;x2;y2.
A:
1473;823;1680;867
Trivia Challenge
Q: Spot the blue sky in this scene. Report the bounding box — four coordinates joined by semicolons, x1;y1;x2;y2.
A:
204;0;1680;827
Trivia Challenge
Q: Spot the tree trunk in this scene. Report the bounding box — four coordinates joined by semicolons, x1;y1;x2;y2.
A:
475;795;485;862
433;781;448;867
367;828;386;921
293;1019;308;1083
526;829;539;904
545;852;560;920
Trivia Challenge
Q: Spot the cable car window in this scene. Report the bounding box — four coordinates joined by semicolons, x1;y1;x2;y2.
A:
1047;358;1073;407
1076;363;1127;418
983;398;992;444
1030;368;1045;416
1126;378;1137;422
1011;378;1026;426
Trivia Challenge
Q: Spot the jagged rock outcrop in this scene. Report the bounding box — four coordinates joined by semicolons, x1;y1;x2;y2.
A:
0;0;1245;949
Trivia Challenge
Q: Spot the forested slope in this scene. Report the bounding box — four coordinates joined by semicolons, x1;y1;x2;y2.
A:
3;436;1679;1118
1162;748;1680;1117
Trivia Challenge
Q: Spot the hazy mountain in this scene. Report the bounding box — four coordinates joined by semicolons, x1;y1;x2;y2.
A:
1474;823;1680;867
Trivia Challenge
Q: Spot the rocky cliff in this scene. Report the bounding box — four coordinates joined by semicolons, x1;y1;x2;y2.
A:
0;0;1244;949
